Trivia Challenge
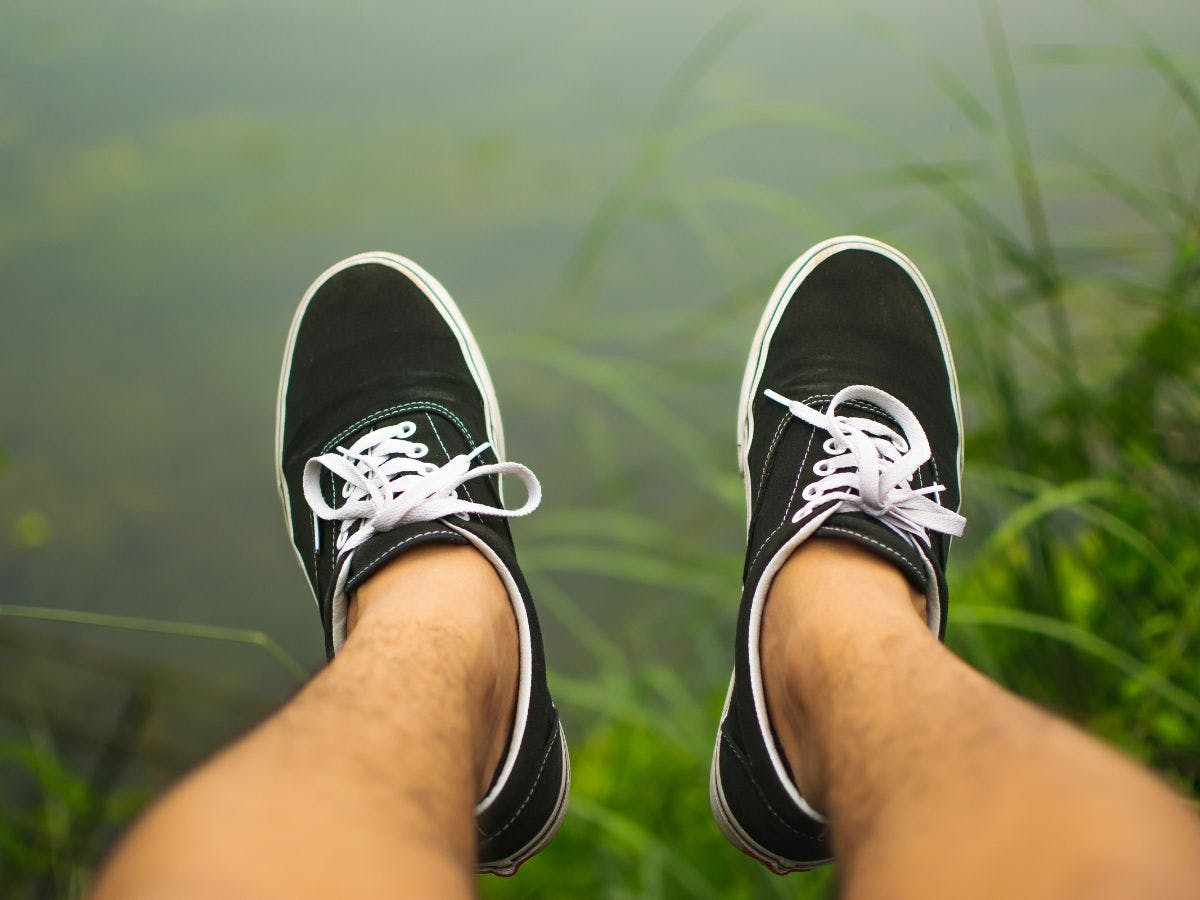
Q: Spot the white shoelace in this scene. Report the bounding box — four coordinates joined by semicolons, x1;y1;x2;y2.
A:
302;421;541;559
765;385;965;543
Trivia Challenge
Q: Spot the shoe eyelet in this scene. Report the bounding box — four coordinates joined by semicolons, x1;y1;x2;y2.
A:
822;438;839;454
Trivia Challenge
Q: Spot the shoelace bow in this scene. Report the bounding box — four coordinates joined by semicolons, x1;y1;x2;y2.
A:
302;421;540;558
765;385;965;544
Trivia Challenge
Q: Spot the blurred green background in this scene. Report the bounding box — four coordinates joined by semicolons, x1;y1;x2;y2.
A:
2;0;1198;896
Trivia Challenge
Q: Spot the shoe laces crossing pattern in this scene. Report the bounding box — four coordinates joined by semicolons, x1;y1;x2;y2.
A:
302;421;540;558
764;385;965;544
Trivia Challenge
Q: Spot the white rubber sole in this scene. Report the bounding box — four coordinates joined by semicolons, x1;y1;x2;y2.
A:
478;722;571;876
709;678;830;874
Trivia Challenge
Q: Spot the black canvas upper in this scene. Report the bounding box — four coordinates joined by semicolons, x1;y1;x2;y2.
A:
276;254;568;874
279;261;498;634
741;246;961;626
711;237;964;873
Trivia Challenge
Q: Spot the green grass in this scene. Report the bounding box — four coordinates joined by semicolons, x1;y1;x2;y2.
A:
2;3;1199;898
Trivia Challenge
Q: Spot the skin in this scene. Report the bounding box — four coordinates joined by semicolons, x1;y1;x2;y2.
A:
93;538;1200;899
763;537;1200;900
91;544;514;900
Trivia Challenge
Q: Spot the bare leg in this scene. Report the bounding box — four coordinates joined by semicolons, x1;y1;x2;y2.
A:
92;544;517;900
764;538;1200;900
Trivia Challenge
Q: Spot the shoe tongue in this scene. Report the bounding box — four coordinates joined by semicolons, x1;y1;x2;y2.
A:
787;394;932;595
814;511;930;596
343;521;470;597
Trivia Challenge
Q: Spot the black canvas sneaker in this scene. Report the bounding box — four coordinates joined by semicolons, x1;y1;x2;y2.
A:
275;252;569;875
710;236;966;872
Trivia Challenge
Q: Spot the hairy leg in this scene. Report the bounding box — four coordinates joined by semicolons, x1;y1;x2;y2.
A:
92;544;517;900
764;538;1200;900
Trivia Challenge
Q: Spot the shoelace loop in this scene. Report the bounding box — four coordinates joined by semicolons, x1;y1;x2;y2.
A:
302;421;541;558
765;385;965;543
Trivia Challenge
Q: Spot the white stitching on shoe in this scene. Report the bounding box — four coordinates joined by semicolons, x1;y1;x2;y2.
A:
780;410;822;526
758;408;794;489
426;412;475;505
744;395;826;577
721;733;810;837
740;426;821;575
746;498;835;577
347;528;463;586
324;401;477;454
765;387;965;542
425;412;453;459
745;392;961;577
759;393;824;491
477;728;558;839
314;400;480;561
763;395;896;529
817;526;926;584
747;410;791;522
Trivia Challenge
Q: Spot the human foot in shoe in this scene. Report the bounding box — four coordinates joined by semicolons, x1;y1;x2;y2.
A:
710;236;965;872
276;253;569;874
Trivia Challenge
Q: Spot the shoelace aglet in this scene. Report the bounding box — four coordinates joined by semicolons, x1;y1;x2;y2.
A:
763;388;801;414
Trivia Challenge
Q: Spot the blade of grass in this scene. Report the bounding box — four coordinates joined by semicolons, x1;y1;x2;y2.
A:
0;605;307;681
1066;146;1195;233
847;11;998;135
524;509;739;576
547;673;696;752
657;188;740;275
668;100;907;159
560;7;757;294
532;576;628;677
494;336;742;508
568;795;722;899
1024;33;1200;201
0;621;281;713
685;174;834;235
962;479;1117;578
847;158;1051;291
650;5;758;130
521;543;727;599
1126;20;1200;128
979;0;1080;391
642;664;710;752
53;684;153;897
1022;43;1147;67
953;605;1200;721
979;0;1059;283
